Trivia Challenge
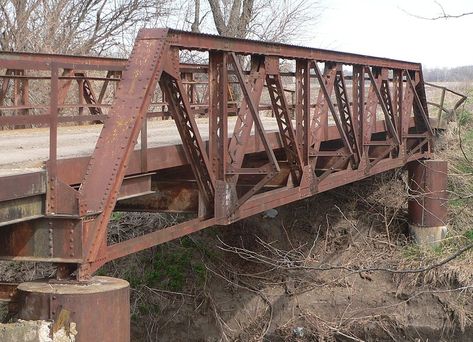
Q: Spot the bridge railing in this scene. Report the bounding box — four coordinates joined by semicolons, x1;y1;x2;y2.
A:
424;82;468;129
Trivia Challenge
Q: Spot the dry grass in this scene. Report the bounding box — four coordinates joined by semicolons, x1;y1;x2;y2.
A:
394;111;473;291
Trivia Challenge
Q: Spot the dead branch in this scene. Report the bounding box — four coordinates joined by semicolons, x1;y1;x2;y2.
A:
401;1;473;21
217;236;473;275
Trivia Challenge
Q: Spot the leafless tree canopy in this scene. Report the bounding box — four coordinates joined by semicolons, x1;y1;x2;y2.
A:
0;0;169;55
0;0;320;56
191;0;320;43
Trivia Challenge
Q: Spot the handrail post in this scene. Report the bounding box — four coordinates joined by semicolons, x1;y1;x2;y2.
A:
437;88;446;128
47;62;59;214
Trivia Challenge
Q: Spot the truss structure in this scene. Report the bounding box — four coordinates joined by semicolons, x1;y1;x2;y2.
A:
0;29;439;279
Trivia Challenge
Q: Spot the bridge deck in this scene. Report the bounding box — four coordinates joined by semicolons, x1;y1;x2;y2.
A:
0;117;281;173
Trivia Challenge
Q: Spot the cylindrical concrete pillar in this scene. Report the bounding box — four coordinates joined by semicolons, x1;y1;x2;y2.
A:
408;159;448;245
16;276;130;342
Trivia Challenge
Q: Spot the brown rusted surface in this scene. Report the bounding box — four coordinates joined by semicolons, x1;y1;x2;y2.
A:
17;276;130;342
78;29;169;269
0;28;454;280
117;173;154;201
0;282;18;303
116;181;199;213
0;195;44;227
0;172;47;202
408;160;448;228
0;218;82;262
0;51;124;74
167;29;420;70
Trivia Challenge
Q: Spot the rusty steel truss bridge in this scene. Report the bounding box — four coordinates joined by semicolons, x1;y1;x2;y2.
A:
0;28;466;284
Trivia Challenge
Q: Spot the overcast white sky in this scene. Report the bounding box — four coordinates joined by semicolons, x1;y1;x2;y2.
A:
310;0;473;68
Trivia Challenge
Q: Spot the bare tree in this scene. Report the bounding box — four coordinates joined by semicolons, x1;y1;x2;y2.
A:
0;0;170;55
190;0;320;43
206;0;253;38
191;0;201;32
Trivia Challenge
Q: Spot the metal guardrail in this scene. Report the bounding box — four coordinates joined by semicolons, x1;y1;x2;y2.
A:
425;82;468;129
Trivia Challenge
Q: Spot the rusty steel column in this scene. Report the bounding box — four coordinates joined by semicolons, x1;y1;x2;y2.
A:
16;276;130;342
408;160;448;244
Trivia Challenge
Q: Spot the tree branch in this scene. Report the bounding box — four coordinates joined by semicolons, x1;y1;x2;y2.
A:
402;1;473;20
208;0;227;36
191;0;200;32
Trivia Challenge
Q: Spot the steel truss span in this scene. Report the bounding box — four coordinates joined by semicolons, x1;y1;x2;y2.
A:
0;28;439;280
